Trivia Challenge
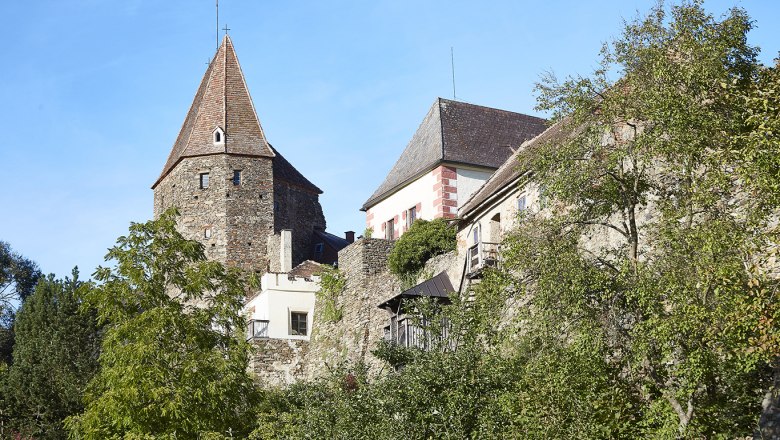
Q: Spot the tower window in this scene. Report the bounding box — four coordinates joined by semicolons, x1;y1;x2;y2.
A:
213;127;224;145
204;227;212;239
199;173;209;189
233;170;241;186
314;242;324;259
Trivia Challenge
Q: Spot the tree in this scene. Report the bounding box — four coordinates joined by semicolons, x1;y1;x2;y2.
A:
387;219;456;287
0;241;41;365
0;241;42;305
1;270;100;439
507;1;778;436
65;209;258;439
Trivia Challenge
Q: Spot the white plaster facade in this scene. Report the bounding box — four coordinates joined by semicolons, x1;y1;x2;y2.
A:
366;170;437;239
365;165;495;240
244;272;319;341
456;167;494;207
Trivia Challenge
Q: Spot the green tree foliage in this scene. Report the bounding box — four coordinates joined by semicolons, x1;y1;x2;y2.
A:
0;271;100;439
734;59;780;208
0;241;42;365
509;1;779;436
387;219;456;285
65;209;258;439
0;241;42;305
247;2;779;438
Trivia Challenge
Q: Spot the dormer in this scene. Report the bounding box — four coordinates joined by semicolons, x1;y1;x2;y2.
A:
212;127;225;147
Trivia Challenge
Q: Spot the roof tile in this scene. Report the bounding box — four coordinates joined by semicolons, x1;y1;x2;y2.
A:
153;35;274;188
362;98;547;210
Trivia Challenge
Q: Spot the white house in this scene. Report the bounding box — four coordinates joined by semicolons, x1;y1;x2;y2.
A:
361;98;547;239
244;230;322;341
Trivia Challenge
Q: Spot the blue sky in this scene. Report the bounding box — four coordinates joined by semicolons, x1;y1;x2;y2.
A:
1;0;778;279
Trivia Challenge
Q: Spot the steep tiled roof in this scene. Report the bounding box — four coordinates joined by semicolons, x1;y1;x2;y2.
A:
361;98;547;210
458;118;574;218
271;146;322;194
153;35;274;188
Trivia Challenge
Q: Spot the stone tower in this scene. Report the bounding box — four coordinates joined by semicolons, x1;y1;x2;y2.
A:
152;35;326;273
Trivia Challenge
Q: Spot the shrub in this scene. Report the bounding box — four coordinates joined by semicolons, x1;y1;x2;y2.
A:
387;219;456;281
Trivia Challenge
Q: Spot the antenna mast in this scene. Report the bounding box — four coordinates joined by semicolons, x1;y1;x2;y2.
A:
451;47;457;101
216;0;219;50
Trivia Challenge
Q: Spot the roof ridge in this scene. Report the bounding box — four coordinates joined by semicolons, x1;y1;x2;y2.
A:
226;35;273;157
437;97;546;121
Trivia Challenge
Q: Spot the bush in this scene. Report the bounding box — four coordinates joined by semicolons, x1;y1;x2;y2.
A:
387;219;456;281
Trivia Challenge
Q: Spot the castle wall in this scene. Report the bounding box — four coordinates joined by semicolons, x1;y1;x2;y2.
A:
153;154;274;273
248;238;399;385
302;238;400;380
272;182;326;270
250;338;309;387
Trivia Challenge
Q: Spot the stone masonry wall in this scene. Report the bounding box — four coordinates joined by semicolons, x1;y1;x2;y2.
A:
153;154;274;273
303;238;400;380
250;338;310;387
272;182;326;271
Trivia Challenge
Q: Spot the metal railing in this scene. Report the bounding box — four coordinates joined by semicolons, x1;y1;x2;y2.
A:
247;319;269;340
383;316;453;350
467;241;501;277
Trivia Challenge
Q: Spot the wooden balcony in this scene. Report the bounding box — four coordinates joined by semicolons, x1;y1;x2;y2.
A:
383;316;453;350
466;241;501;278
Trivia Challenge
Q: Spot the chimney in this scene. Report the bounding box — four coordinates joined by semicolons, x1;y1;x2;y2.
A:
345;231;355;244
280;229;292;272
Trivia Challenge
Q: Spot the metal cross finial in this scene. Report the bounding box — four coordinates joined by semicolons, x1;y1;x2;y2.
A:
222;24;231;35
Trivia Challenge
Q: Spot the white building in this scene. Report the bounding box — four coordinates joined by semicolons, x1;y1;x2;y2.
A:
244;231;322;341
361;98;547;239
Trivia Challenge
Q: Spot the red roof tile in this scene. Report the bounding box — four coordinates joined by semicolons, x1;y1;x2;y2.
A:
153;35;274;188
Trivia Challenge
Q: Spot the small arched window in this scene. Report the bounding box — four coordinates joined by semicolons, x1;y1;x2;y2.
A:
213;127;225;146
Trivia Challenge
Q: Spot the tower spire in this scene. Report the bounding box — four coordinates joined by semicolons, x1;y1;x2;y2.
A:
153;36;273;189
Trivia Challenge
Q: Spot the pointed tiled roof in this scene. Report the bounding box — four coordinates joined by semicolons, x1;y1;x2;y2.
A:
271;145;322;194
153;35;274;188
361;98;547;210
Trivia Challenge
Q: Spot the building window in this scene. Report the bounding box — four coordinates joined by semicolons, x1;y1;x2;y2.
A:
215;131;221;142
314;242;324;259
290;312;308;336
204;227;212;239
385;219;394;240
199;173;209;189
473;224;480;244
232;170;241;186
517;194;527;212
406;206;417;229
